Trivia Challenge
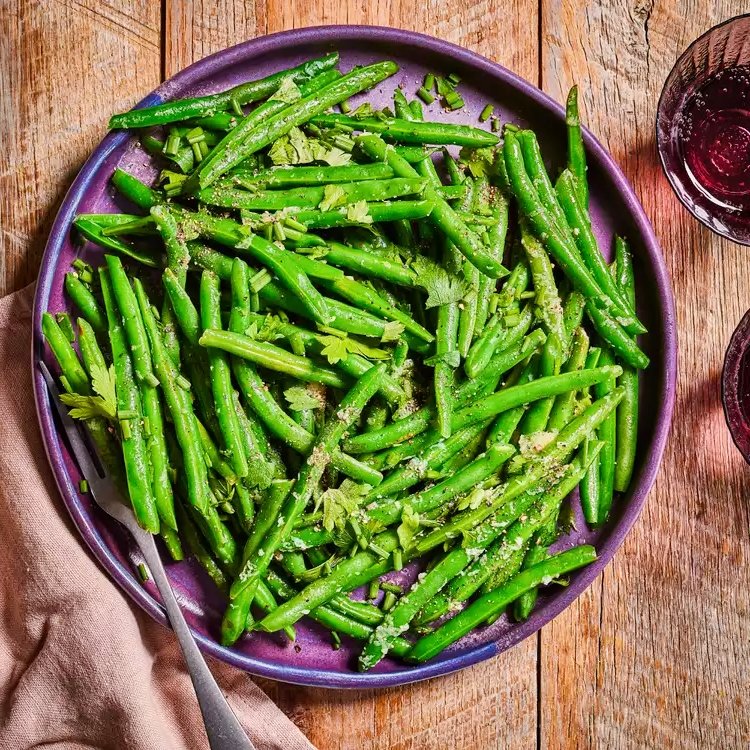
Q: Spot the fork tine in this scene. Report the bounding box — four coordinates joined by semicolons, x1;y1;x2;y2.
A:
38;361;106;483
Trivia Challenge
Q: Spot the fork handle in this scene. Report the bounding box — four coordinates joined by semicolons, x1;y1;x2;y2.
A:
133;527;256;750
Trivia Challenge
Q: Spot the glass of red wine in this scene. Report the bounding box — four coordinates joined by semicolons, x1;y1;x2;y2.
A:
657;14;750;245
723;310;750;464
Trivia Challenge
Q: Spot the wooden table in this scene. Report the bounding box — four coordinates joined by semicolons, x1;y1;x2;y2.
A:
3;1;749;747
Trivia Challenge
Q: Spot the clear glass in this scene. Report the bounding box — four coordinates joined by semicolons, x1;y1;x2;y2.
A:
657;15;750;245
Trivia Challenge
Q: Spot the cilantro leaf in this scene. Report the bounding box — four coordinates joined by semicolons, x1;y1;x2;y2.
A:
269;76;301;104
346;200;373;225
284;385;322;412
319;184;347;212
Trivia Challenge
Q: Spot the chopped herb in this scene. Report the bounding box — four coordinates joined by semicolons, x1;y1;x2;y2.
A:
480;104;494;122
382;590;397;612
79;478;89;493
137;563;150;582
417;87;435;105
423;73;436;91
368;580;380;600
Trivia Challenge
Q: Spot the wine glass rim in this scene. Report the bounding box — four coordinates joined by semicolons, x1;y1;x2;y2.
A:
655;12;750;247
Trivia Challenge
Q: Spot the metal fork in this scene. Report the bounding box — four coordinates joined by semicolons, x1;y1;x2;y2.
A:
39;362;256;750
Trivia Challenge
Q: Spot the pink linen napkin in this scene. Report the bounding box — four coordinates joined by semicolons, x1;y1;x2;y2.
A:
0;284;314;750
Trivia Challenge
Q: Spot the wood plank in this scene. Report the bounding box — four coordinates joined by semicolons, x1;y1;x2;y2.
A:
162;3;540;748
540;1;750;747
0;0;160;297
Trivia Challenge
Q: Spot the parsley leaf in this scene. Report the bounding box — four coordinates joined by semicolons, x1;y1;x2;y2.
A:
319;184;347;212
317;479;371;531
284;385;322;412
269;76;301;104
459;146;499;178
323;147;352;166
318;335;350;364
59;364;117;421
345;200;373;225
349;102;375;119
396;504;421;550
317;332;391;364
380;321;404;343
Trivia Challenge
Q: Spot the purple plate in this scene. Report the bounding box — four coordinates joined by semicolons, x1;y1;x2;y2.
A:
32;26;677;688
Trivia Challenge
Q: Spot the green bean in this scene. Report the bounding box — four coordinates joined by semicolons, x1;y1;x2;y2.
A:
41;313;89;394
503;132;606;305
177;208;333;325
99;269;160;533
520;224;566;358
321;242;417;287
134;279;210;515
73;218;160;268
345;365;621;454
150;205;190;286
111;168;159;209
464;304;533;379
106;256;177;531
109;53;340;129
64;273;106;333
262;568;411;657
565;85;588;208
199;271;249;479
253;581;297;642
310;114;499;147
315;273;433;345
76;319;107;378
199;328;348;388
257;531;400;632
613;237;639;493
413;388;624;553
359;547;469;670
585;300;649;370
221;479;292;645
176;503;228;594
188;62;399;190
546;327;590;432
555;170;644;335
230;365;386;608
365;442;515;529
417;443;602;624
199;177;427;210
434;296;459;438
407;545;597;662
516;130;571;238
232;162;394;189
276;199;434;229
594;348;617;525
357;135;508;278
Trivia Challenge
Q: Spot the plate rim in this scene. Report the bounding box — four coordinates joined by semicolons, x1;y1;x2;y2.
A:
31;24;678;689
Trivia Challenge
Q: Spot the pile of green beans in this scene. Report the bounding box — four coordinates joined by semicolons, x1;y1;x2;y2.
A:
43;55;647;671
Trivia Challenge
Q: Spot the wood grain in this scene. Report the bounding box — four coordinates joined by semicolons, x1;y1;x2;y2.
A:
541;1;750;748
5;0;750;747
0;0;160;298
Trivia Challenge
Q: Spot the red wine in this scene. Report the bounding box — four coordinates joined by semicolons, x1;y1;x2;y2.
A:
678;65;750;212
